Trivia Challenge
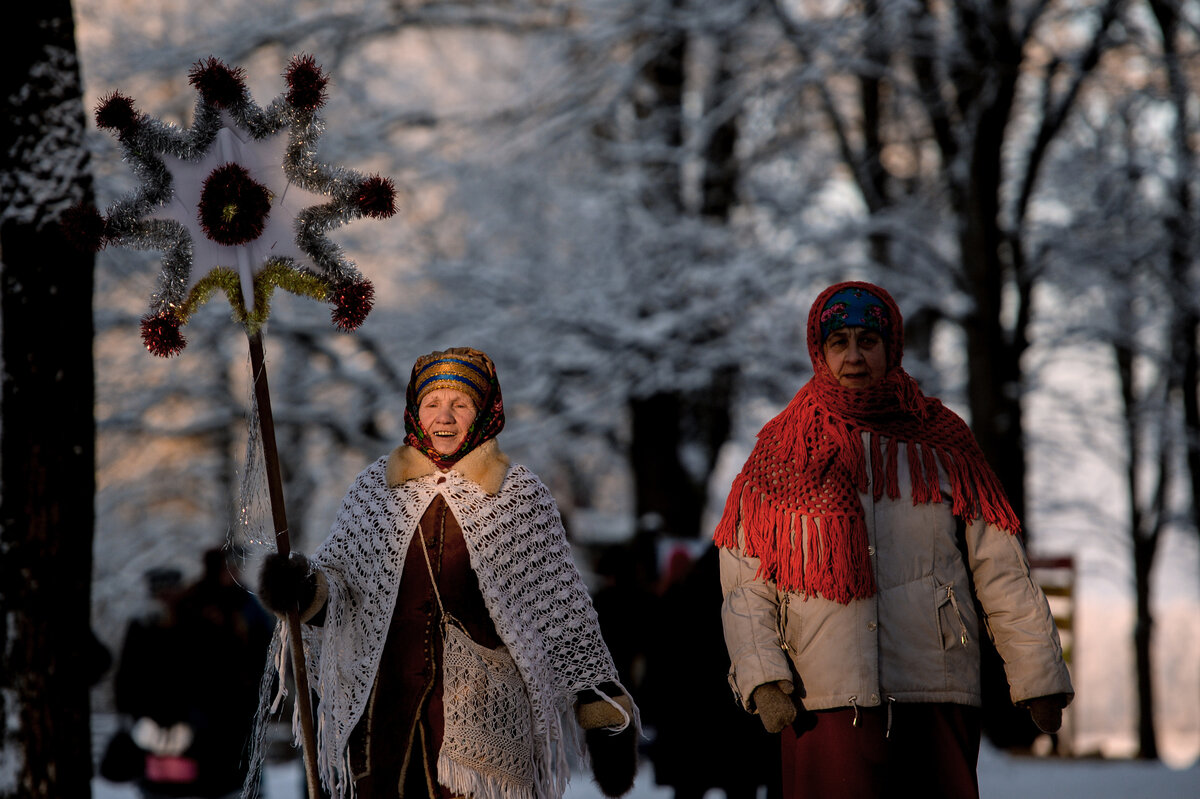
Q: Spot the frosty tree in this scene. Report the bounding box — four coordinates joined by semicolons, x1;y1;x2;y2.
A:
1;1;98;795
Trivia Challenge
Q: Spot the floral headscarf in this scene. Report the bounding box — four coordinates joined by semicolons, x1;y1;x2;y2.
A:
403;347;505;469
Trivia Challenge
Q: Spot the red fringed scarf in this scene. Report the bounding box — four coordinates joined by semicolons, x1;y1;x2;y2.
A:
713;282;1020;604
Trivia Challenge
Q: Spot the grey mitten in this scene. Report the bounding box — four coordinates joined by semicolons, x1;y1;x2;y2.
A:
1024;694;1069;734
752;681;797;734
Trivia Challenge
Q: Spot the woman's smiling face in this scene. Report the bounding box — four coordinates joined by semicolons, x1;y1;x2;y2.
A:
418;389;477;454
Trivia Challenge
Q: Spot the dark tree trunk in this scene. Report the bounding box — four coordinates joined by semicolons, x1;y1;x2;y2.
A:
629;369;734;540
633;9;686;216
1184;321;1200;558
1116;297;1161;760
1148;0;1200;579
958;21;1029;533
698;34;740;222
624;12;740;542
960;248;1028;531
0;1;98;795
630;392;704;538
1132;536;1159;759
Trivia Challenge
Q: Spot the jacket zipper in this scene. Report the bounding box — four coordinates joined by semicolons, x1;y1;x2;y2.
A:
945;584;969;647
777;594;791;652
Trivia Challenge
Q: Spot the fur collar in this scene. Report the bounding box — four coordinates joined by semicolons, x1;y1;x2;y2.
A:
385;438;510;496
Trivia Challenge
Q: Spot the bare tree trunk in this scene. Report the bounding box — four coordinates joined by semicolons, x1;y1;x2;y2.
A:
622;8;740;540
1148;0;1200;572
1115;294;1163;760
698;34;740;222
1132;535;1159;759
957;26;1029;535
0;1;97;794
1184;324;1200;557
630;392;704;538
632;5;686;217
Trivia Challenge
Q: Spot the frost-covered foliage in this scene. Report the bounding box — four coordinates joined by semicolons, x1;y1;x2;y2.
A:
74;0;1199;754
1;42;91;227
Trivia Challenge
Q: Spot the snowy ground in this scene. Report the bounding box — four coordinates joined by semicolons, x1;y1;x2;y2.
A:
92;741;1199;799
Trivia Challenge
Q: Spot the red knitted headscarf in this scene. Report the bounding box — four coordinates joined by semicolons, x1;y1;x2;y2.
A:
713;281;1020;604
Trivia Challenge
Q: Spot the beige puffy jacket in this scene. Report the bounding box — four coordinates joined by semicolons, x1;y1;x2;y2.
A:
720;439;1073;716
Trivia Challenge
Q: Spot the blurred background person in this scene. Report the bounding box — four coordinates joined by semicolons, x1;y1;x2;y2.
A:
642;543;780;799
111;550;271;799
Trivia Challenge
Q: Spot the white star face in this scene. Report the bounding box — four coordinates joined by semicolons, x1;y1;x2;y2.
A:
153;124;327;312
93;55;394;355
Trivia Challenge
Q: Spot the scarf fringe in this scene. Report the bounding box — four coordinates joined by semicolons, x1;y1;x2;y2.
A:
715;401;1021;606
719;282;1020;605
714;476;877;603
437;754;537;799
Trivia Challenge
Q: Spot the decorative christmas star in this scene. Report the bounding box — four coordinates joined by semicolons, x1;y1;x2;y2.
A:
71;54;395;356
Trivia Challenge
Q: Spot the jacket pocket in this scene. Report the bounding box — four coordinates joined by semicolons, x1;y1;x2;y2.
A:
934;580;969;650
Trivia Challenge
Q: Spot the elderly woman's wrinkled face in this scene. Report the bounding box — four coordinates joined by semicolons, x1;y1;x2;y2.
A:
823;326;887;389
419;389;477;454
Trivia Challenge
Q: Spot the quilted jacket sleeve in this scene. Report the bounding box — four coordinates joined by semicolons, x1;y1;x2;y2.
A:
963;518;1074;705
719;530;794;711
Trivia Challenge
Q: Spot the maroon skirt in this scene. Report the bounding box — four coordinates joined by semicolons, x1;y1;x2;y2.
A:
780;703;981;799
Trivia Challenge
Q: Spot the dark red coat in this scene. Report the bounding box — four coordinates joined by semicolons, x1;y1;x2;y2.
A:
350;494;501;799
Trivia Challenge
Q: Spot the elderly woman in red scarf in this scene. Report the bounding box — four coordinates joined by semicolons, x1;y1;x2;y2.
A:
259;348;638;799
715;283;1071;798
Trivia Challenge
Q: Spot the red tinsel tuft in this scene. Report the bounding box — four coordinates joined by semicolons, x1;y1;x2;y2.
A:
188;56;247;109
197;163;272;245
285;54;329;111
355;175;397;219
330;279;375;331
141;313;187;357
95;92;141;138
60;204;107;252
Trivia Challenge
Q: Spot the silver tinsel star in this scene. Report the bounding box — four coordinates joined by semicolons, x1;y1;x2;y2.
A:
84;54;395;356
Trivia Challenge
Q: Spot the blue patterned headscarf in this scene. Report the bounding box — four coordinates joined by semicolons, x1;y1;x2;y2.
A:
818;286;893;342
403;347;505;468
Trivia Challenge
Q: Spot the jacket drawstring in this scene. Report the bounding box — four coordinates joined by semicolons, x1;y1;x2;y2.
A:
849;696;859;727
885;696;896;738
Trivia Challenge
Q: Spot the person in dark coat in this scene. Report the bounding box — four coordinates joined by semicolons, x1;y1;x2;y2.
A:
643;544;779;799
113;553;272;799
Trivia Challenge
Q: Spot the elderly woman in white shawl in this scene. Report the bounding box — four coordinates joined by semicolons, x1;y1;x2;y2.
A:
259;347;638;799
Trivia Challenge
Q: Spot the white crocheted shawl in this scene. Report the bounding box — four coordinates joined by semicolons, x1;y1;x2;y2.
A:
298;441;629;799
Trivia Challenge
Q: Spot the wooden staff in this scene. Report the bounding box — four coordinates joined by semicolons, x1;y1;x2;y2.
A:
248;331;321;799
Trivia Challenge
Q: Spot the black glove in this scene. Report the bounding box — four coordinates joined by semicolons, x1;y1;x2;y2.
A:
1024;693;1070;734
752;681;797;734
577;686;637;797
258;552;321;618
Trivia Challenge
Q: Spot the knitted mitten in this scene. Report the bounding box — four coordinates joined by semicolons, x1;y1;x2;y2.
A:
752;681;797;734
577;688;637;797
1023;694;1069;734
258;552;325;620
577;693;633;730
